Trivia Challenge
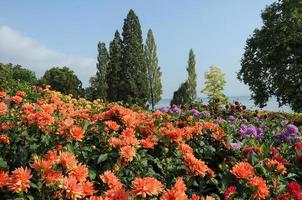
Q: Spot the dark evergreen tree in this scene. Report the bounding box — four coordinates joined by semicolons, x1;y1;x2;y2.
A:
107;30;123;102
186;49;197;101
121;9;148;106
89;42;109;100
170;81;190;107
145;29;162;110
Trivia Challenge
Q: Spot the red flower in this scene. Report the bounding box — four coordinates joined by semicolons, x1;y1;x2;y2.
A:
276;194;288;200
224;186;236;200
286;181;302;200
243;147;254;155
274;156;287;164
270;147;279;156
294;142;302;150
297;154;302;165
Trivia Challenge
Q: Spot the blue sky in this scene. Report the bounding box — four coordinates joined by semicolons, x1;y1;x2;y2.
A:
0;0;276;98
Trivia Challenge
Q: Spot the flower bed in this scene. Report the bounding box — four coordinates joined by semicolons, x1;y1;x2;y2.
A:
0;83;301;199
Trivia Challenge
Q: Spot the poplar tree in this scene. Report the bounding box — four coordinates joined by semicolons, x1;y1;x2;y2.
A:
107;30;123;102
145;29;162;110
121;9;148;106
89;42;109;100
187;49;197;101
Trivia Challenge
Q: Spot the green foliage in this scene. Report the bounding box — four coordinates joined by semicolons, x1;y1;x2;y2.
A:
107;31;123;102
121;9;148;107
170;81;190;106
41;66;83;98
202;65;227;105
186;49;197;101
0;63;37;84
238;0;302;112
89;42;109;101
145;29;162;110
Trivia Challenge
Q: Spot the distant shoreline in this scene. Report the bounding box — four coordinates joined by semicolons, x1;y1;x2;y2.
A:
156;96;293;113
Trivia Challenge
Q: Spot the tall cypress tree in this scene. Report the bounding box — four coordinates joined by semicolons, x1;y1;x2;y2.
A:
186;49;197;101
89;42;109;100
121;9;148;106
107;30;123;102
145;29;162;110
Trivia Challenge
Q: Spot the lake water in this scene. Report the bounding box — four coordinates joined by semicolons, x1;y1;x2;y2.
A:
156;96;293;113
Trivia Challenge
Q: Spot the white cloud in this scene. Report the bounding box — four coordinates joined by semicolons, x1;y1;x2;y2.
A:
0;25;96;86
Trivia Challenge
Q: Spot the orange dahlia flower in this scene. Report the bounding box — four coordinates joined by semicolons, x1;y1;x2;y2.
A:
131;177;164;198
100;171;123;189
43;170;62;185
0;170;9;188
70;163;89;182
59;152;78;170
70;126;85;141
8;167;32;193
184;153;208;177
105;120;120;131
0;102;8;116
81;181;95;197
62;176;83;199
120;146;136;162
248;176;270;199
160;177;188;200
231;162;254;179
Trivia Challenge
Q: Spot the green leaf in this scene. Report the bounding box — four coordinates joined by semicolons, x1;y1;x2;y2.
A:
0;157;7;168
83;120;90;131
89;169;96;180
27;195;34;200
97;153;108;164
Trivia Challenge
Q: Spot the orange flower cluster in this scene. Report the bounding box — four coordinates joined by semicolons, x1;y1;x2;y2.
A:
231;162;269;199
95;104;146;128
99;171;128;200
19;90;91;138
31;150;95;199
160;177;188;200
179;143;214;177
248;176;270;199
131;177;164;197
0;102;8;116
108;128;139;162
0;134;10;144
266;159;287;175
160;122;202;143
202;121;228;147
